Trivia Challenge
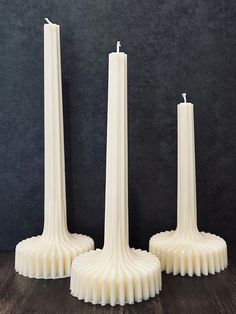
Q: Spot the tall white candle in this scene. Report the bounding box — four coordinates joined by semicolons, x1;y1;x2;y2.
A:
44;18;66;237
70;43;161;306
15;19;94;279
149;94;228;276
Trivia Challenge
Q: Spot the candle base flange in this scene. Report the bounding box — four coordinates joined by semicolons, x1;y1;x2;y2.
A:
15;233;94;279
70;248;162;306
149;231;227;276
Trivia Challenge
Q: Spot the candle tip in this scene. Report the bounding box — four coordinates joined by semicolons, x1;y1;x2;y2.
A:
45;18;52;24
116;41;121;53
182;93;187;103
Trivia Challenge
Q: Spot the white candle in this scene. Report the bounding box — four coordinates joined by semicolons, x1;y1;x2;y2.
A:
104;42;128;253
177;93;198;235
149;94;228;276
70;42;161;306
15;19;94;279
44;19;66;237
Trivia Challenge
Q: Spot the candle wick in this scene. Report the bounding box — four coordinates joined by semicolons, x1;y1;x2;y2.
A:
116;41;121;53
45;18;53;24
182;93;187;103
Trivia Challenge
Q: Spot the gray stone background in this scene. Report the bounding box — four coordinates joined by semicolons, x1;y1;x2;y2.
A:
0;0;236;250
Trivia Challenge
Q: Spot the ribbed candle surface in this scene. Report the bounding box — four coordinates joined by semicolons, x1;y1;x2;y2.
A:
70;48;162;306
149;96;228;276
15;21;94;279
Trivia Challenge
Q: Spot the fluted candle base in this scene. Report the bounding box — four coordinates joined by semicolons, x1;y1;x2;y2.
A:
149;231;227;276
15;233;94;279
150;96;228;277
70;248;161;306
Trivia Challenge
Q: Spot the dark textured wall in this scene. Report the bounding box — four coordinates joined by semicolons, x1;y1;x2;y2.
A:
0;0;236;250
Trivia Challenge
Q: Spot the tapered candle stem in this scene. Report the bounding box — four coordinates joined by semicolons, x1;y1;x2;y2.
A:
103;52;129;253
43;22;68;238
176;100;198;236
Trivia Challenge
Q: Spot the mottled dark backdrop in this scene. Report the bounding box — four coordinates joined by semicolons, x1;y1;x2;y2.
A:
0;0;236;250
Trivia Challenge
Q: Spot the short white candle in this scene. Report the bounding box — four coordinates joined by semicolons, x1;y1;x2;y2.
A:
149;93;228;276
177;93;198;235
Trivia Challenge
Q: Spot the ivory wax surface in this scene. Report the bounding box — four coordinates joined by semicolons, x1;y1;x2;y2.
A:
70;49;162;306
15;21;94;279
149;99;228;276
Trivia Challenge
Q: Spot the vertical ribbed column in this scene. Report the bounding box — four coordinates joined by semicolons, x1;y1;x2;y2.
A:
103;52;129;253
43;22;68;238
176;101;198;236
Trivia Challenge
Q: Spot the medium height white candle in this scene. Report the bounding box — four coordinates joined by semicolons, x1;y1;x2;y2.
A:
15;19;94;279
70;42;161;306
104;43;129;253
149;94;228;276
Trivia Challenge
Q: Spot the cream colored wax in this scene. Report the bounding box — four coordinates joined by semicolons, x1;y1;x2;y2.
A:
15;19;94;279
70;42;162;306
149;94;228;276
